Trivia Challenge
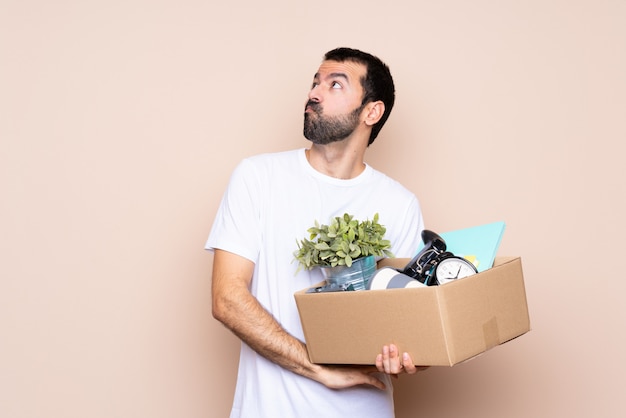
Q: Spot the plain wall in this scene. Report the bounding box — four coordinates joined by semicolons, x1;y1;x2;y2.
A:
1;1;625;417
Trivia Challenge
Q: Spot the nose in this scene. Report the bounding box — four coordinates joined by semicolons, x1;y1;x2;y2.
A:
308;84;321;103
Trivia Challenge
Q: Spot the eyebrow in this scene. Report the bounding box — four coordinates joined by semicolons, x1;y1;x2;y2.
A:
328;72;349;81
314;72;350;83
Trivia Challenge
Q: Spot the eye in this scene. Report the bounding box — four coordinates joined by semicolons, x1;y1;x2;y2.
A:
331;81;342;89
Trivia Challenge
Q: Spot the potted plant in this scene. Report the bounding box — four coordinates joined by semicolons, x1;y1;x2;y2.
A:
293;213;394;290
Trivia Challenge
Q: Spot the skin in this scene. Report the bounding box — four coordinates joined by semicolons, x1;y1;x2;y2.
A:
212;59;425;391
304;60;377;179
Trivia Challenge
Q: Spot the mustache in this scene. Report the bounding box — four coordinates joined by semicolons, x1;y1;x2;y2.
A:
305;100;322;113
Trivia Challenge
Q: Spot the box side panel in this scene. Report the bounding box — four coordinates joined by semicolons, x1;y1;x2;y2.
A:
438;257;530;364
487;258;530;341
295;288;452;366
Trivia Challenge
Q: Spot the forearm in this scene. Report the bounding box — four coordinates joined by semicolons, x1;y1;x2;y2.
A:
213;284;320;379
210;249;387;390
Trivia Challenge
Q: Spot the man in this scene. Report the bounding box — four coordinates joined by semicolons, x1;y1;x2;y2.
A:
207;47;425;418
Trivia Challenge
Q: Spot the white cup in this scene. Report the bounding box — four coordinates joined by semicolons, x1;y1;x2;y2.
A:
367;267;427;290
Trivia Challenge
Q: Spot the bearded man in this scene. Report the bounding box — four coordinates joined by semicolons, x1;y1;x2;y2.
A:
207;47;425;418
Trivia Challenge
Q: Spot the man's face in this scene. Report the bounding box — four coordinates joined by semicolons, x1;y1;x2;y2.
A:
303;60;367;145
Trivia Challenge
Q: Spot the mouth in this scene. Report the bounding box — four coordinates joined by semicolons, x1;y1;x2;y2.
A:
305;102;321;114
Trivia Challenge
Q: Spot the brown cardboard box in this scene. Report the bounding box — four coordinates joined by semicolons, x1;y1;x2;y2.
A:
294;256;530;366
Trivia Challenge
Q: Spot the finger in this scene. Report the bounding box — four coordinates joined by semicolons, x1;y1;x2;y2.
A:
365;372;387;391
321;365;387;390
359;366;388;390
388;344;403;374
401;352;417;374
401;352;429;375
375;354;383;372
381;345;391;373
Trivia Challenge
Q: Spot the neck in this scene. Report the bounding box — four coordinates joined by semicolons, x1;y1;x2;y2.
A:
306;141;367;180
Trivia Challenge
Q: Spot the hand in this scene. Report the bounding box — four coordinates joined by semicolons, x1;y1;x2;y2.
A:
315;364;387;390
375;344;429;376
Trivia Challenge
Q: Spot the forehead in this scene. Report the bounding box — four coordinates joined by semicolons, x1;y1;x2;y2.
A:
315;60;367;83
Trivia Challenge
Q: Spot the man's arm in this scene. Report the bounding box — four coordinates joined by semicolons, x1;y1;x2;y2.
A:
211;249;390;390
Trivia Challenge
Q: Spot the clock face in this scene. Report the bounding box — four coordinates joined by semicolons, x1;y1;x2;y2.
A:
435;257;477;284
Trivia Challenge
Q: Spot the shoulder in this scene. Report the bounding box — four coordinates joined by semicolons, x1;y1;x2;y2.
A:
241;149;302;167
367;166;417;201
231;149;303;179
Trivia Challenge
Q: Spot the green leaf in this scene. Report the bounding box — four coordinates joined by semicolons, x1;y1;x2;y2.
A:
315;242;330;250
293;212;395;272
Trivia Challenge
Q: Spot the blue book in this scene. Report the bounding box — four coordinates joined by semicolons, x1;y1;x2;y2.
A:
417;221;506;273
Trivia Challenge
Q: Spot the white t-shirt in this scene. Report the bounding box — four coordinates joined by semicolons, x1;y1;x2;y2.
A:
206;148;424;418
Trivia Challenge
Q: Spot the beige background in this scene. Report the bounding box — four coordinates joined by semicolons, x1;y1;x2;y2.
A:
1;0;625;417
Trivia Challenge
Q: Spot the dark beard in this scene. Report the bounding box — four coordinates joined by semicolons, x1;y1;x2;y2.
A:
303;102;364;145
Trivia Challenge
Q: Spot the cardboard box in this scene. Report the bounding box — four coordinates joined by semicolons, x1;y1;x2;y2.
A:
294;257;530;366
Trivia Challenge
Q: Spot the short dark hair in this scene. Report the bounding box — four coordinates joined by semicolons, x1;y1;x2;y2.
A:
323;47;395;145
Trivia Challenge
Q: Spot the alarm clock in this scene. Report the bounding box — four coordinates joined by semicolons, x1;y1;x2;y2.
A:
401;230;478;286
432;254;478;285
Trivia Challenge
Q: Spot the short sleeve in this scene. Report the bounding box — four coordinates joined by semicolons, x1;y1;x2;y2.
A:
205;159;262;263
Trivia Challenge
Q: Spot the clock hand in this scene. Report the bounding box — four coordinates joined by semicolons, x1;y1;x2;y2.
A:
454;265;462;279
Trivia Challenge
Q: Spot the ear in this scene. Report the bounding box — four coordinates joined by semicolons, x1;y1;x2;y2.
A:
363;101;385;126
